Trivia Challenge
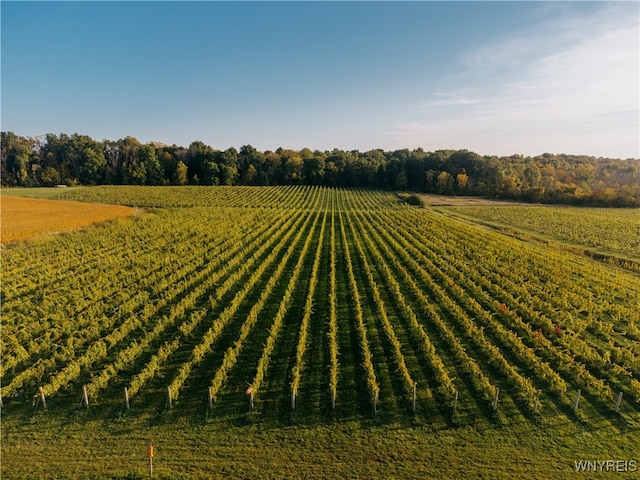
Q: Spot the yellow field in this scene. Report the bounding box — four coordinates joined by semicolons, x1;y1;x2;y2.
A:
0;195;136;244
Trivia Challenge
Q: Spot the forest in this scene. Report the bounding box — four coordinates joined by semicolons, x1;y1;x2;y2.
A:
2;131;639;206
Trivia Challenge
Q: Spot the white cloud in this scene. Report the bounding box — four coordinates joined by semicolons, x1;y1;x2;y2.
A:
390;4;639;158
420;94;479;108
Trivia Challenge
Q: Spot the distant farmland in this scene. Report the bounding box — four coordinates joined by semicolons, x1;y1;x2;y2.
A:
1;186;639;479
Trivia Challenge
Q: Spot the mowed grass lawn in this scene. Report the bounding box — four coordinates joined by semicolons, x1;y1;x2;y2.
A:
2;413;637;479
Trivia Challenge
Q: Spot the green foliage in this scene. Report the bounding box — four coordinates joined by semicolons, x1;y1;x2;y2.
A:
448;205;640;261
2;187;639;437
399;193;425;207
3;131;639;206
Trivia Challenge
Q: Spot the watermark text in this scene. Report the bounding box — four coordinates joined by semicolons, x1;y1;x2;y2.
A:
575;460;637;473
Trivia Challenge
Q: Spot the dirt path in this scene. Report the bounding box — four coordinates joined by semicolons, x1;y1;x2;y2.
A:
417;194;532;206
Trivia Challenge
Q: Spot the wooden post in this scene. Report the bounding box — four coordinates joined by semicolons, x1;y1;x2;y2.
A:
453;389;459;414
39;387;47;410
207;387;213;411
573;390;581;413
291;391;296;410
492;387;500;411
412;383;417;414
0;394;3;409
331;390;336;410
124;387;130;411
245;385;254;410
373;391;379;416
166;387;172;409
533;389;541;414
81;385;89;410
615;391;623;413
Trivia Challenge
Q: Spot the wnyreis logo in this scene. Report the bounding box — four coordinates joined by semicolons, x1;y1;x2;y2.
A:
574;460;637;473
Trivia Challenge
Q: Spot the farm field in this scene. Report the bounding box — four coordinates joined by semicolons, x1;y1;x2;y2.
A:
1;186;639;479
0;193;136;244
441;204;640;264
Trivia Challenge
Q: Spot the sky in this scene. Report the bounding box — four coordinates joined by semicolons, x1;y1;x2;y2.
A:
1;1;638;158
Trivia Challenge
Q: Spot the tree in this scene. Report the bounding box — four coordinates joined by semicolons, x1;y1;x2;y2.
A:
116;136;143;184
456;172;469;192
219;165;237;186
436;171;454;195
243;164;258;185
128;161;147;185
218;148;239;185
79;147;106;185
282;150;304;184
9;143;33;186
324;160;338;187
303;154;325;186
203;161;220;185
425;170;437;192
1;130;639;206
187;141;216;183
175;161;188;186
394;170;408;190
40;166;60;186
139;144;164;185
239;145;264;184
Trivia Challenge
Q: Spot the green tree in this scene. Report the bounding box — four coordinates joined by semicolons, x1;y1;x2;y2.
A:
394;170;408;190
175;160;188;186
303;154;326;185
11;144;33;186
79;147;106;185
243;164;258;185
139;144;164;185
282;150;304;184
239;145;264;184
40;166;61;186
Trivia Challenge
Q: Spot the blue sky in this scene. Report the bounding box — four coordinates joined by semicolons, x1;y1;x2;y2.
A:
2;1;638;158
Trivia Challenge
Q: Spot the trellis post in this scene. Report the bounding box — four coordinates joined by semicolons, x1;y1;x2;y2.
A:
573;390;581;413
533;389;541;414
39;386;47;410
615;391;623;413
412;383;417;414
166;387;172;409
82;385;89;410
452;389;459;416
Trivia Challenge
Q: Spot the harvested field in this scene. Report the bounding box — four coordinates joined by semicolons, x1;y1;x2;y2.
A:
0;194;136;244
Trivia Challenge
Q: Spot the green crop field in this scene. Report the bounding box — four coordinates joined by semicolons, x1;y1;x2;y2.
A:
1;186;639;479
441;204;640;264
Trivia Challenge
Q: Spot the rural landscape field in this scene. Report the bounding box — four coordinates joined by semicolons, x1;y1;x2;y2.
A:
1;186;639;479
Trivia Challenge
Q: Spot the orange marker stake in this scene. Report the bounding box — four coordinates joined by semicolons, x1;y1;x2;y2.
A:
147;444;154;477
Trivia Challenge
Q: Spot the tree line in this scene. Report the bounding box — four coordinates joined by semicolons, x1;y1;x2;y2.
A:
2;131;639;206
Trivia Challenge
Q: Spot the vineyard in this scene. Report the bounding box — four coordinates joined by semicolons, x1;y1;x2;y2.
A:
2;186;639;478
443;204;640;263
